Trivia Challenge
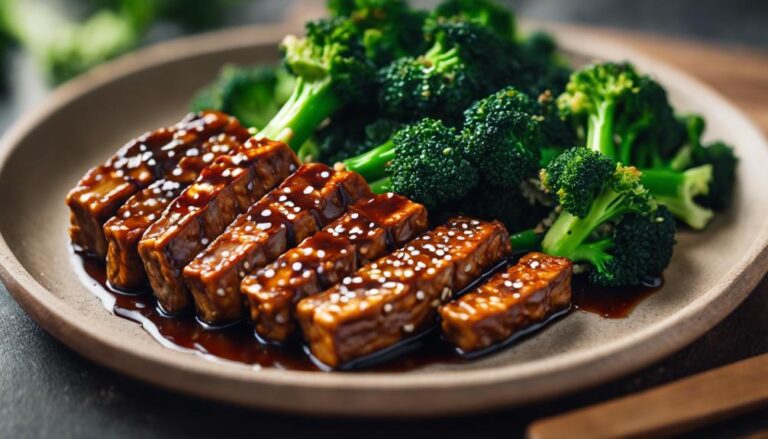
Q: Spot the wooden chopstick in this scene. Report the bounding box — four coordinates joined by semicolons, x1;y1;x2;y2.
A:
527;353;768;439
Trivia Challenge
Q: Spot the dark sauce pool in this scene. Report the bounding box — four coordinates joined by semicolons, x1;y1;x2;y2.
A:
75;253;662;371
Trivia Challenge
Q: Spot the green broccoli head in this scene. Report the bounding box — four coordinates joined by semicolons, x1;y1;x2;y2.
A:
540;148;674;286
540;147;614;218
587;206;676;286
377;18;513;122
386;118;478;208
433;0;516;41
462;87;543;189
190;65;295;129
327;0;427;65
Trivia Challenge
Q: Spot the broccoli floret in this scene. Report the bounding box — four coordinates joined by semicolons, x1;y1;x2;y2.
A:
557;62;644;159
462;87;543;189
433;0;516;41
256;17;376;159
377;18;514;123
343;118;477;208
584;207;676;286
327;0;427;65
540;145;615;218
190;65;295;130
539;148;676;286
557;62;684;167
639;165;714;230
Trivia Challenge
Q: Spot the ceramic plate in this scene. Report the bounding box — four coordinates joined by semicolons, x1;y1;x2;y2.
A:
1;24;767;416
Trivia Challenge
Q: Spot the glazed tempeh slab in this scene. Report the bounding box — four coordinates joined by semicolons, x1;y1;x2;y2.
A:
138;137;299;313
244;193;428;342
296;217;511;368
440;252;572;353
67;111;242;258
104;132;250;291
184;164;372;324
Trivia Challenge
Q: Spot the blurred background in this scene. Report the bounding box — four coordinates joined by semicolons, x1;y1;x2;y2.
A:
0;0;766;131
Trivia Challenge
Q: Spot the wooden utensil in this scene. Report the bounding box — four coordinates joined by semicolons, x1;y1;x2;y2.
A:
528;353;768;439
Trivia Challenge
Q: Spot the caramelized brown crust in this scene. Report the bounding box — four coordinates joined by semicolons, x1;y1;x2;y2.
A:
296;217;511;368
183;164;372;324
440;252;572;353
104;132;250;291
244;193;428;342
66;111;242;258
138;138;299;314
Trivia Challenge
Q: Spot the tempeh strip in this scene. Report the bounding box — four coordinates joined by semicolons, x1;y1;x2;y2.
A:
104;132;249;291
139;138;299;313
440;252;572;353
296;217;511;368
244;193;428;342
184;164;371;324
67;111;242;257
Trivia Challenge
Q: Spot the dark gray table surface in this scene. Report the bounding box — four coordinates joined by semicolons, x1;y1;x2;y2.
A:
2;1;768;437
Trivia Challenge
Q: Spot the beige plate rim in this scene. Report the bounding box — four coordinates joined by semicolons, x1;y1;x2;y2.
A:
1;23;767;416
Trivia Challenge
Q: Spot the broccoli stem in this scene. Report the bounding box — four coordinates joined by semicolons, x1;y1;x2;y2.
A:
509;229;543;253
587;100;616;158
568;238;613;271
368;177;392;194
617;115;652;165
640;165;714;230
341;139;395;182
258;77;341;151
542;188;628;258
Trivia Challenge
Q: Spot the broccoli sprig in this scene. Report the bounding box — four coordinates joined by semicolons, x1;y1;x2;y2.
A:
557;62;644;159
190;65;295;130
377;18;514;123
557;62;731;228
462;87;544;189
344;118;477;208
256;17;375;160
538;148;676;286
327;0;427;66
